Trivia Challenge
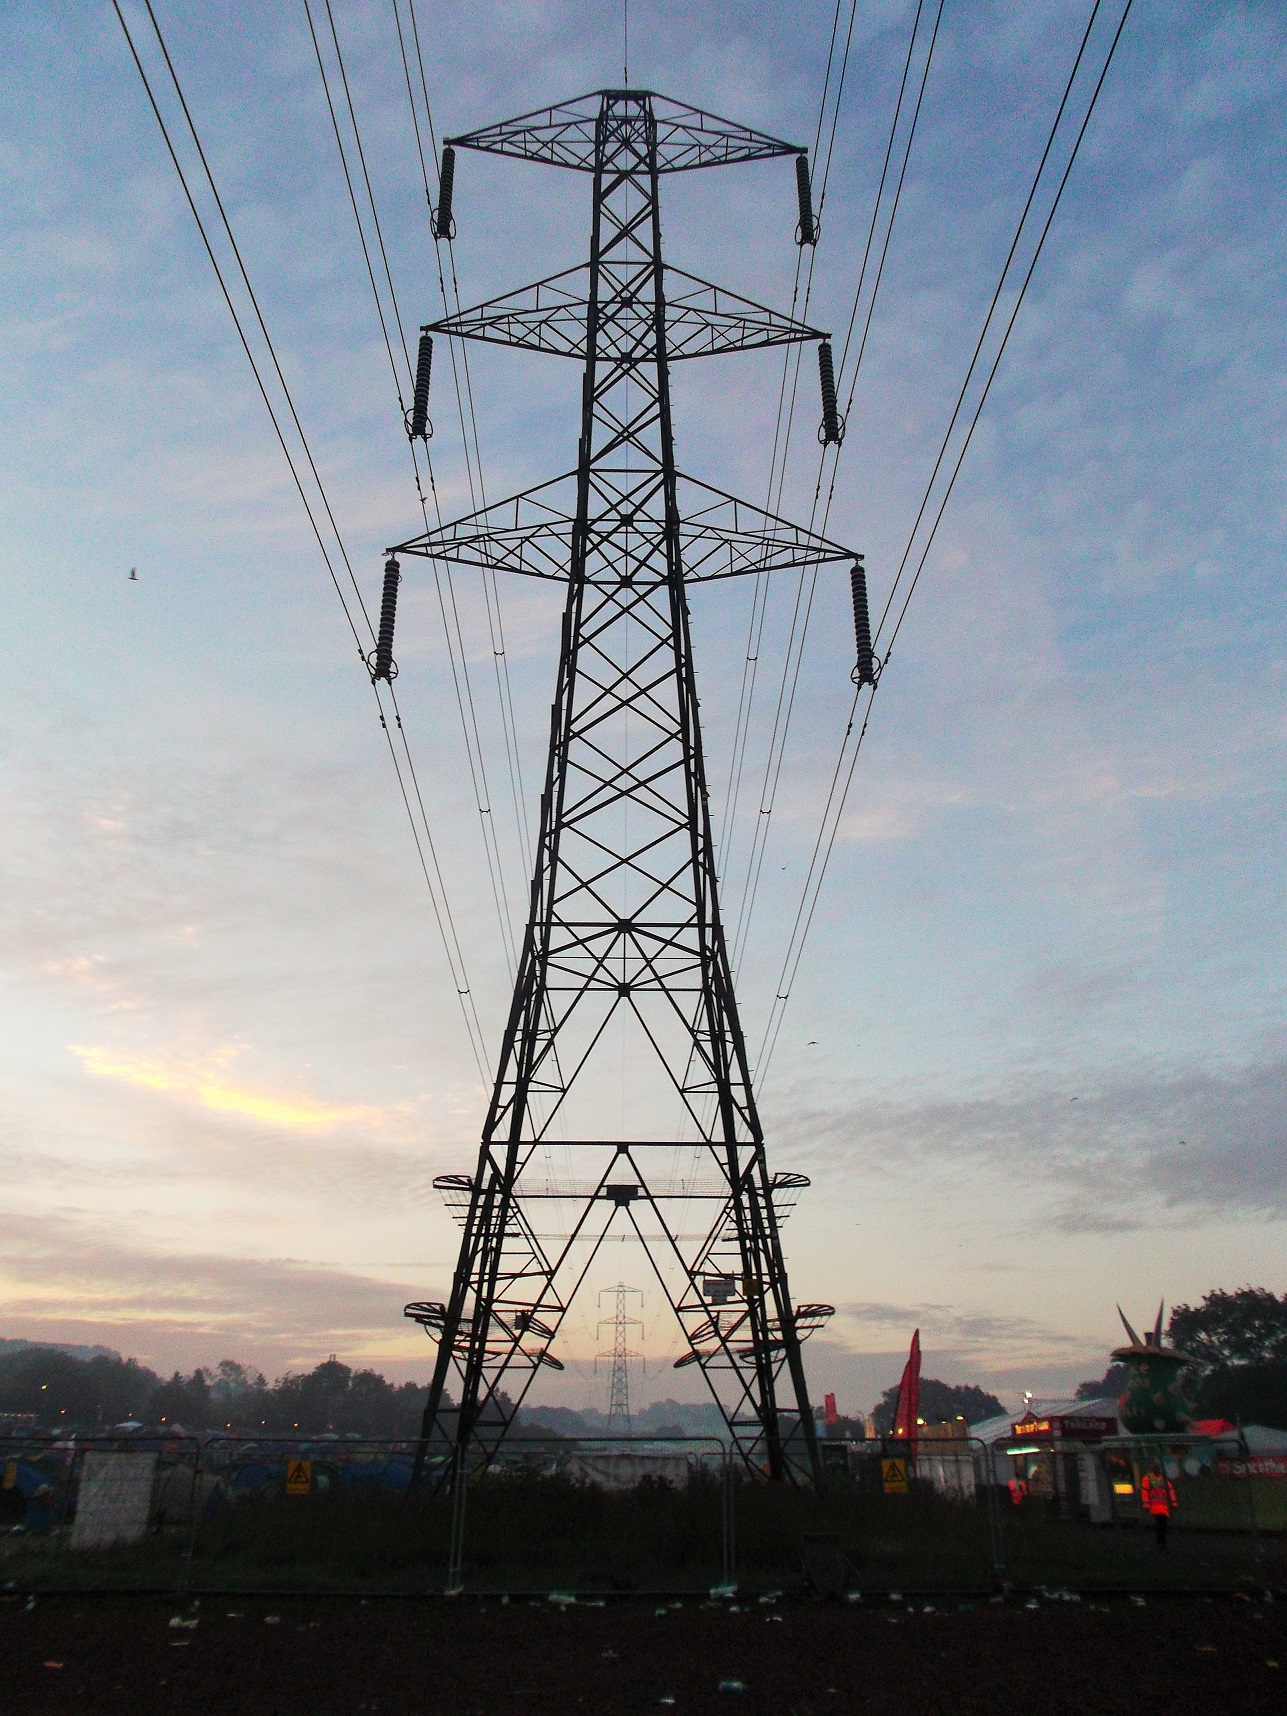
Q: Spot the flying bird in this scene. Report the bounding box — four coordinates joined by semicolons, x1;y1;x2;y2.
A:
129;567;137;581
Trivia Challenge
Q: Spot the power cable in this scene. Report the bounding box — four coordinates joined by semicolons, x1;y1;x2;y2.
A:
701;0;861;1137
114;0;490;1084
719;0;852;879
309;0;521;975
731;0;941;971
720;0;859;890
727;0;928;974
873;0;1109;647
756;0;1137;1081
393;0;567;1133
305;0;410;401
882;0;1134;657
323;0;416;375
738;0;944;978
832;0;939;404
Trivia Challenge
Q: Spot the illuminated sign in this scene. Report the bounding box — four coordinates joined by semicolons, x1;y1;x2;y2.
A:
1216;1455;1287;1480
1009;1414;1116;1442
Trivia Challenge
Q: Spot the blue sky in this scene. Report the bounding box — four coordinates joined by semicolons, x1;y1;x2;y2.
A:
0;0;1283;1413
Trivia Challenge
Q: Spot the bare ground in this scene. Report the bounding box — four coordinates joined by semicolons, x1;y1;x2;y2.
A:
1;1590;1283;1716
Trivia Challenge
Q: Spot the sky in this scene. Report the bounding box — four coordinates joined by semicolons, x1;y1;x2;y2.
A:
0;0;1283;1416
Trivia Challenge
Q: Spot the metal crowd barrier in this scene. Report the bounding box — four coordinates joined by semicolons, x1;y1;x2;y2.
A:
1;1429;736;1596
2;1425;1279;1596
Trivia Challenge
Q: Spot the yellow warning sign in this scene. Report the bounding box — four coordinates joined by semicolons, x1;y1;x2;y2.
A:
881;1457;909;1494
285;1458;312;1496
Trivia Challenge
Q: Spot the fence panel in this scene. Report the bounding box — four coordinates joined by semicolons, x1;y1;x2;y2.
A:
443;1436;733;1595
0;1432;201;1591
789;1437;1000;1594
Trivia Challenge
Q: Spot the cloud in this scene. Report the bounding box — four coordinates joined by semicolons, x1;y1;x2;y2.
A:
777;1048;1287;1231
68;1041;410;1133
834;1301;1085;1356
0;1210;438;1378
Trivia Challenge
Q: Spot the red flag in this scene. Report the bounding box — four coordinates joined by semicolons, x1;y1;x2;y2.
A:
824;1392;838;1428
892;1329;921;1461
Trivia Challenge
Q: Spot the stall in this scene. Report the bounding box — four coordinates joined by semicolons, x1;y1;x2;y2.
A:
1004;1410;1118;1521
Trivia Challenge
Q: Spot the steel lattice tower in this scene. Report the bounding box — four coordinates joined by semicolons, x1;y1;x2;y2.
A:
392;89;863;1488
597;1283;644;1432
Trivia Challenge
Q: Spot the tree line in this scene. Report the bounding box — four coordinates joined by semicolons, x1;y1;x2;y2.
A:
862;1288;1287;1434
4;1286;1283;1436
0;1350;431;1438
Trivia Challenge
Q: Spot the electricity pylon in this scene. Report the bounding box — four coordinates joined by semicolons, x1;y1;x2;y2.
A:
394;88;867;1488
597;1283;644;1432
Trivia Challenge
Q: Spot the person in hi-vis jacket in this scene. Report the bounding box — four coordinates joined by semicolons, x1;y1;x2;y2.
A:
1141;1468;1177;1551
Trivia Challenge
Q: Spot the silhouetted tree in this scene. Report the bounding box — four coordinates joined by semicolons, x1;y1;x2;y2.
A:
1168;1288;1287;1376
870;1378;1005;1434
0;1347;435;1436
149;1367;212;1429
0;1347;158;1427
1075;1364;1132;1402
264;1360;429;1437
1168;1289;1287;1430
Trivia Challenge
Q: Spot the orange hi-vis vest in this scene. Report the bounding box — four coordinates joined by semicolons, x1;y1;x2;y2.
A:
1141;1472;1176;1517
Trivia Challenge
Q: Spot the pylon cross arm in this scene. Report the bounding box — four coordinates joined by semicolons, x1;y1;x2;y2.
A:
448;89;801;174
427;263;827;361
389;469;856;584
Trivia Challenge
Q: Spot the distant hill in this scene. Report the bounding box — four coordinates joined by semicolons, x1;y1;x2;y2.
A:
0;1337;120;1362
517;1398;729;1438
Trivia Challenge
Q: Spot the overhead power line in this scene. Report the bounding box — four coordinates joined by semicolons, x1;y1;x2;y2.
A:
113;0;490;1085
305;0;522;978
696;0;861;1137
394;0;534;882
756;0;1138;1082
726;0;941;978
720;0;862;955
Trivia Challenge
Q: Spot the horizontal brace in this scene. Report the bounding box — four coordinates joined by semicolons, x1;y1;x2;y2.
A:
475;1138;763;1150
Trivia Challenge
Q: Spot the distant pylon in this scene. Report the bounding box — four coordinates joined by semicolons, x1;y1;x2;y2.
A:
597;1283;644;1432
